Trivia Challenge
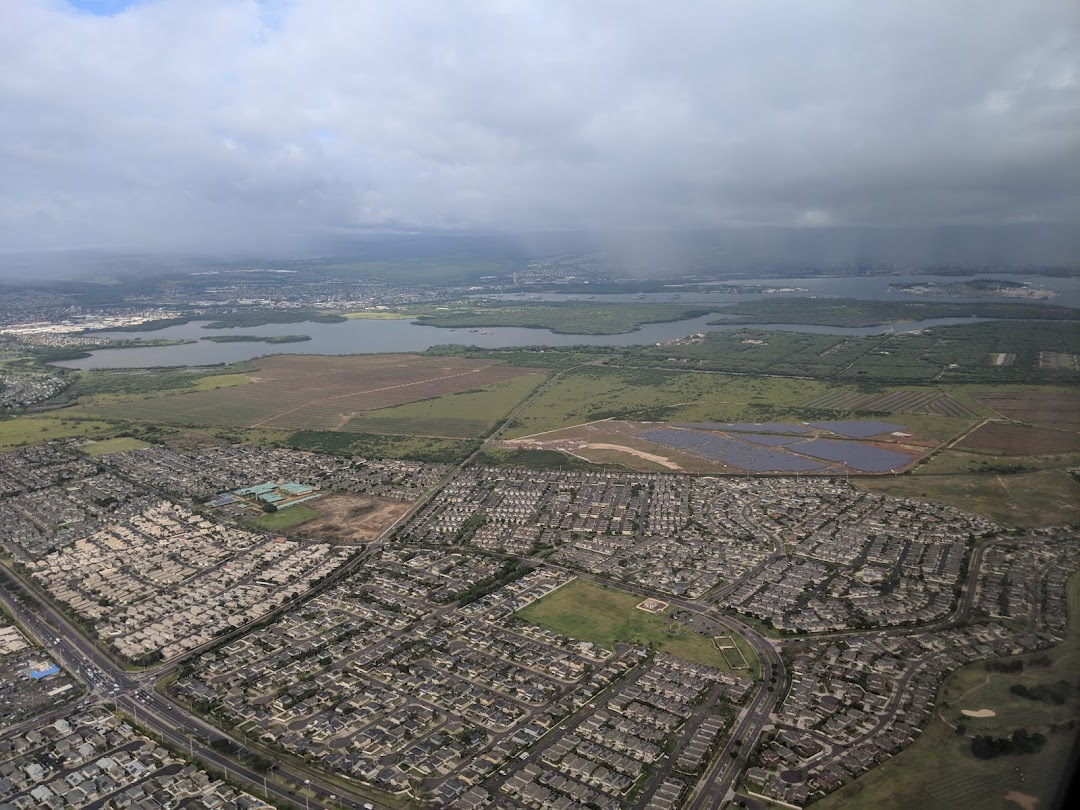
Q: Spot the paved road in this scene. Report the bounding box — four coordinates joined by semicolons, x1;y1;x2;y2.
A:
0;559;385;810
687;613;785;809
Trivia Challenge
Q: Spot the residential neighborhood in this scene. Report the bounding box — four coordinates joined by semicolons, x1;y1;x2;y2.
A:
0;440;1076;808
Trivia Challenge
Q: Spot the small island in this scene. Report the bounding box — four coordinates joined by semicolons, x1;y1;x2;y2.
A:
891;278;1057;300
200;334;311;344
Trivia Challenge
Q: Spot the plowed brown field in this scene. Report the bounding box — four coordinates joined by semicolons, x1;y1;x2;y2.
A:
974;392;1080;432
956;421;1080;454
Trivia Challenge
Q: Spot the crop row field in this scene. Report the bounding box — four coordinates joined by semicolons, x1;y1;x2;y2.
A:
804;388;979;417
82;355;542;433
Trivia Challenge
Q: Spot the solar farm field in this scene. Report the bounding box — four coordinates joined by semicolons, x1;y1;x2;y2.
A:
503;419;927;474
86;354;542;432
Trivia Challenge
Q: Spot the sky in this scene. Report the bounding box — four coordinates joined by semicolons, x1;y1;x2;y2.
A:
1;0;1078;259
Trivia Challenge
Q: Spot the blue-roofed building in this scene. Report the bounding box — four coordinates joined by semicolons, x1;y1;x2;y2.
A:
27;663;60;680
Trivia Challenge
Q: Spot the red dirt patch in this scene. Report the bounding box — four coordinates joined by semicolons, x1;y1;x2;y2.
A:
292;493;411;542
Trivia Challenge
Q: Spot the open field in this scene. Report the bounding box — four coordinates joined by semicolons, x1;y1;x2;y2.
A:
956;422;1080;454
343;372;546;438
82;355;540;432
504;366;833;439
283;493;411;542
516;578;759;674
79;437;152;456
859;469;1080;527
412;301;720;334
814;570;1080;810
974;391;1080;432
248;504;322;532
52;366;254;407
0;415;118;450
913;449;1080;476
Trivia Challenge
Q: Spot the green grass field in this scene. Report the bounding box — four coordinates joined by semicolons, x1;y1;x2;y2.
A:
248;504;322;531
0;416;118;450
914;449;1080;476
858;468;1080;527
79;437;152;456
814;569;1080;810
343;372;546;437
504;367;833;438
516;578;759;675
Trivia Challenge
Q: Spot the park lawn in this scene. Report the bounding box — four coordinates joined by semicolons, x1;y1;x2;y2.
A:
0;416;118;450
79;437;152;457
814;570;1080;810
857;469;1080;527
248;505;322;532
516;578;759;675
344;372;547;437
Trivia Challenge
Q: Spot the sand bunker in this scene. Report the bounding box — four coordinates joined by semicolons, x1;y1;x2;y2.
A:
961;708;997;718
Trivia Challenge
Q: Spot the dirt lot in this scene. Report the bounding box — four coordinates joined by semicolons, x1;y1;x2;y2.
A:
955;421;1080;454
974;392;1080;432
293;493;410;542
504;422;757;474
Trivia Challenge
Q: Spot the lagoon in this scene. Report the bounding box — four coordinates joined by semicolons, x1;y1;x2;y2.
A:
57;313;1008;370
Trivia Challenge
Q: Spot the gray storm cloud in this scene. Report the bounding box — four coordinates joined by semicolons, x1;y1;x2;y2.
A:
0;0;1077;254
